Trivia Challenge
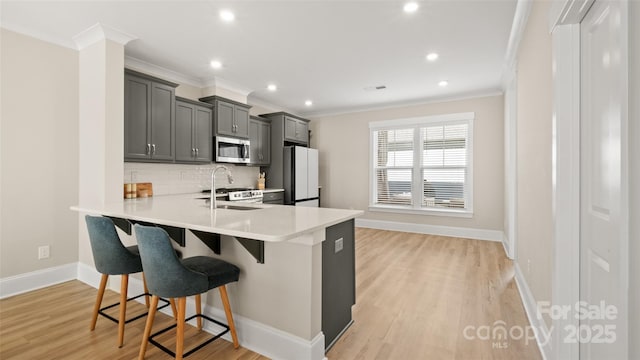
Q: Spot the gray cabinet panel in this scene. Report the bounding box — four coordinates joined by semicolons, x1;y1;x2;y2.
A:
216;101;235;137
249;117;271;165
234;106;250;138
322;219;355;350
150;83;175;160
284;115;310;144
284;116;297;142
194;107;212;161
124;69;178;162
297;120;309;143
175;98;212;163
199;96;252;140
175;102;195;162
262;191;284;204
124;76;151;159
249;120;260;164
260;121;271;164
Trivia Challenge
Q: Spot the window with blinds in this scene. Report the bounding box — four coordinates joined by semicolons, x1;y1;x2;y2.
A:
370;113;473;215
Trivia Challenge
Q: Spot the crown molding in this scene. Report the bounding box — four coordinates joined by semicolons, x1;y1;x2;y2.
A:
203;76;254;97
302;88;503;119
124;56;205;88
500;0;532;89
73;23;136;50
247;95;297;115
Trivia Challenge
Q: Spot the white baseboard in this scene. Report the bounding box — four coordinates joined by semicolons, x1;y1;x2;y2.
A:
514;263;552;360
0;262;78;299
81;265;325;360
355;218;504;242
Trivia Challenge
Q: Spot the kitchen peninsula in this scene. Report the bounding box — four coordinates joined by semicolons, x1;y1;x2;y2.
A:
72;194;362;360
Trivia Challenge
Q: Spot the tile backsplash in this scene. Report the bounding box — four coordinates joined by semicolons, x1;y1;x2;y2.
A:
124;162;260;196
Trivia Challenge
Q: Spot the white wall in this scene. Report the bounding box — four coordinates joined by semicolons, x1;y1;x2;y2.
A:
310;95;504;233
515;0;553;325
629;1;639;357
0;29;79;277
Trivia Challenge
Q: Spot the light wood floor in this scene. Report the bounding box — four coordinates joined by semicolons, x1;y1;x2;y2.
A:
327;228;542;360
0;229;541;360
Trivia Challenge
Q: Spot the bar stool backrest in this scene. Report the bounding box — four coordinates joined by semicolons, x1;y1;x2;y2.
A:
85;215;143;275
134;224;209;298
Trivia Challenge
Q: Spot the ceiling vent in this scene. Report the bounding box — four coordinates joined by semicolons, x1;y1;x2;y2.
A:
364;85;387;91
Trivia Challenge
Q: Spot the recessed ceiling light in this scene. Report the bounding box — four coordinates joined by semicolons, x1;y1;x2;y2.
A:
267;84;277;91
403;2;419;13
210;60;222;69
438;80;449;87
219;10;235;22
305;100;313;106
426;53;439;62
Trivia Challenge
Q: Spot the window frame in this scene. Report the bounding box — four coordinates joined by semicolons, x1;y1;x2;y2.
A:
369;112;474;217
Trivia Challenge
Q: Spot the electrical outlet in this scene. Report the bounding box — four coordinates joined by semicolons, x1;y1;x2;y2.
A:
38;245;50;260
334;238;344;253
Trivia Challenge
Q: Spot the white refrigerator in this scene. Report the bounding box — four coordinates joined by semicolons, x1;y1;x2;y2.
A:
283;146;319;207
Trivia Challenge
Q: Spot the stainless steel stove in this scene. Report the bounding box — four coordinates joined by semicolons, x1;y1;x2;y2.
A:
206;188;263;203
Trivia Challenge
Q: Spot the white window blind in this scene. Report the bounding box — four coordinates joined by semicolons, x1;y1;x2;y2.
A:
373;129;414;205
370;113;473;215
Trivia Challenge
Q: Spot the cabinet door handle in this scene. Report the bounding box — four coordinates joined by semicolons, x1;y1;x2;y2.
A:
195;148;199;156
192;148;195;156
152;144;156;155
146;144;151;155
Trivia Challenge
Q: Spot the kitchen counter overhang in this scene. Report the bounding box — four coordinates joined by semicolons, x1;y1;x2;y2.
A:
71;194;362;263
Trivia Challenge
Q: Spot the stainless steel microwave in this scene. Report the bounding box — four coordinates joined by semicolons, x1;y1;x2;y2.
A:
215;136;250;164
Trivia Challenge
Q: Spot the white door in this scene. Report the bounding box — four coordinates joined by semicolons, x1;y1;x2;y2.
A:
580;1;628;358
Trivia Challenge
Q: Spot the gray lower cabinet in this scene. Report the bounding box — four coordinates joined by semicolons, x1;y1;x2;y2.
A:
124;69;178;161
199;95;251;139
249;116;271;165
284;115;309;144
322;219;356;350
262;190;283;204
175;97;213;163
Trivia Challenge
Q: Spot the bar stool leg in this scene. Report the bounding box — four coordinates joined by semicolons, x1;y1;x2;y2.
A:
142;273;150;308
219;285;239;349
176;297;187;360
169;298;178;320
90;274;109;331
118;274;129;347
195;294;202;330
138;295;159;360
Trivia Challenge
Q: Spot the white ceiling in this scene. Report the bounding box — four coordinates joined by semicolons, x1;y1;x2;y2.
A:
0;1;517;117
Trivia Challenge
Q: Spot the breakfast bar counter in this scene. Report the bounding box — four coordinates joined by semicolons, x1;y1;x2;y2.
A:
72;194;362;360
72;193;360;242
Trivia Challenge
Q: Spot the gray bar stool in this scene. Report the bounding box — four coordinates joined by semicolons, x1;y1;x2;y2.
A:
85;215;170;347
134;224;240;360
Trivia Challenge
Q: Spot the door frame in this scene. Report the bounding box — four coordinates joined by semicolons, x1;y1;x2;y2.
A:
550;1;629;359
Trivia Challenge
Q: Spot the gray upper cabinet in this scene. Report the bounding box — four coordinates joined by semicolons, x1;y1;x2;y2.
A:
249;116;271;165
259;112;311;189
199;95;251;139
124;69;178;162
175;97;213;163
284;115;310;144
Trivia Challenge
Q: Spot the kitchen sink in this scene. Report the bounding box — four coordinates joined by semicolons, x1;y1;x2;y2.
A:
215;205;260;211
197;197;259;211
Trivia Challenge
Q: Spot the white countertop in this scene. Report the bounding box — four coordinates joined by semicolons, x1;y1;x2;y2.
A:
71;193;361;242
262;188;284;193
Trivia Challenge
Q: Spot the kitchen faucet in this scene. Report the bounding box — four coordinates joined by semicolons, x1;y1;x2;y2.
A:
211;165;234;210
